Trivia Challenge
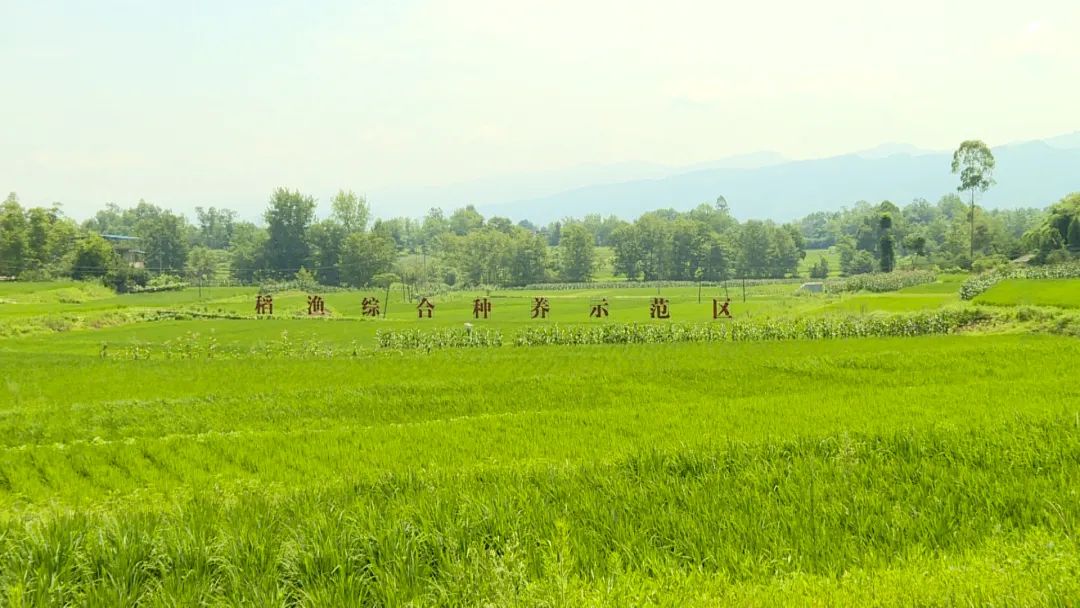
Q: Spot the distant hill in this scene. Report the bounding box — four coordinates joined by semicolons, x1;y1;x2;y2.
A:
478;137;1080;223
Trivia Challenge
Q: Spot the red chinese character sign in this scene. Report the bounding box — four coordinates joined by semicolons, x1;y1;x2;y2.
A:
713;297;732;319
649;297;670;319
417;297;435;318
590;298;609;318
362;297;381;317
531;297;550;319
473;297;492;319
255;294;273;315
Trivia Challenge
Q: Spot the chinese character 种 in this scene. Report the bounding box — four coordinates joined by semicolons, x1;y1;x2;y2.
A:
307;295;325;316
713;297;732;319
417;297;435;318
650;297;670;319
362;296;381;317
590;298;609;318
473;297;492;319
255;294;274;315
531;297;550;319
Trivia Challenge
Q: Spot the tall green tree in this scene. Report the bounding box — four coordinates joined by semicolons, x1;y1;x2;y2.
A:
340;232;397;287
557;223;595;282
951;140;996;262
263;188;316;277
878;213;896;272
331;190;370;234
70;234;117;280
194;207;236;249
0;194;28;277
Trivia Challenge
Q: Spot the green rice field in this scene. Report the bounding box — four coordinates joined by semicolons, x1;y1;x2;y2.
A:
1;277;1079;605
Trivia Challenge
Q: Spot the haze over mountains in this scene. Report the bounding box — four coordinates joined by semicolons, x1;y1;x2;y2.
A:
380;132;1080;224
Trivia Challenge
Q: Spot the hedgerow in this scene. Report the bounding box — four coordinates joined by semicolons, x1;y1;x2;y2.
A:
370;309;989;350
824;270;937;294
960;261;1080;300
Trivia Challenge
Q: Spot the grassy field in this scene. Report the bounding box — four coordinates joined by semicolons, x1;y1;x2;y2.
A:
975;278;1080;309
2;276;1079;605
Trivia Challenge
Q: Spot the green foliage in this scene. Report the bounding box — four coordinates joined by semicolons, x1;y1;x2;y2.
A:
263;187;316;277
960;261;1080;300
1;331;1078;603
809;256;830;279
369;309;986;349
825;270;937;293
70;235;118;280
558;223;596;282
102;264;149;294
340;232;396;287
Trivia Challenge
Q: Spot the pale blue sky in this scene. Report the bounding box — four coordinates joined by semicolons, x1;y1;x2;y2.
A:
3;0;1078;219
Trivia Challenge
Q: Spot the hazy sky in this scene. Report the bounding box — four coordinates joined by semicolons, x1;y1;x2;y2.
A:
3;0;1078;218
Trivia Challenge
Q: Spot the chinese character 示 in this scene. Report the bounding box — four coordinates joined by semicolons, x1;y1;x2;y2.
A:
362;296;381;317
649;297;670;319
713;297;732;319
531;297;550;319
417;297;435;318
255;294;273;315
590;298;609;318
473;297;492;319
307;295;325;315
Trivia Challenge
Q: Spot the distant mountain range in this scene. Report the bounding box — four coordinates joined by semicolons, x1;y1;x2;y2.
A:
459;133;1080;223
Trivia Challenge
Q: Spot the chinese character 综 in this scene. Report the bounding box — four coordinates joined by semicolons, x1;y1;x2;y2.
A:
362;297;381;317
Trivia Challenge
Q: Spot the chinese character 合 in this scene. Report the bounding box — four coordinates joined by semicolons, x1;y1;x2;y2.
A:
531;297;550;319
362;296;381;317
417;297;435;318
255;294;273;315
307;295;325;315
713;297;732;319
473;297;492;319
590;298;609;318
650;297;670;319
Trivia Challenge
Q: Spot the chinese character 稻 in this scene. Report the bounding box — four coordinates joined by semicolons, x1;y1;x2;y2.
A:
473;297;492;319
417;297;435;318
362;297;381;317
713;297;732;319
531;297;550;319
255;294;273;315
307;295;325;315
590;298;609;318
650;297;670;319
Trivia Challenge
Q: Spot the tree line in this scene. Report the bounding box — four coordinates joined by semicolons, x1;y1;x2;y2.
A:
1;186;1078;292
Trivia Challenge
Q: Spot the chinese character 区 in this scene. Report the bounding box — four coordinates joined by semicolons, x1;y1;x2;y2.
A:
473;297;492;319
650;297;670;319
307;295;325;315
417;297;435;318
362;297;381;317
590;298;609;318
255;294;273;315
713;297;732;319
531;297;550;319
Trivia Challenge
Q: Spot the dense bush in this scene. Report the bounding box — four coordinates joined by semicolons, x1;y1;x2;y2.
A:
824;270;937;294
960;261;1080;300
371;309;988;350
517;278;803;291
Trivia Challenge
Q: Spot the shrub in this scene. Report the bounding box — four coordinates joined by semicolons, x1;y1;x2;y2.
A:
824;270;937;294
960;261;1080;300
